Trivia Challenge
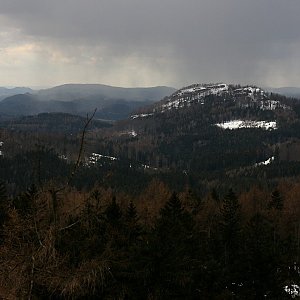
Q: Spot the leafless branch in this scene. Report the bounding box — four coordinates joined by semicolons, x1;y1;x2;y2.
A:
68;108;97;185
59;219;81;231
46;109;97;196
28;255;35;300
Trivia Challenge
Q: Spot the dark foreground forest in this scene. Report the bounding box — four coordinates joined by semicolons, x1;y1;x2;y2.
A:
0;178;300;299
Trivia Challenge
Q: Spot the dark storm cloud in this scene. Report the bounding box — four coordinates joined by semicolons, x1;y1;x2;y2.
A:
1;0;300;87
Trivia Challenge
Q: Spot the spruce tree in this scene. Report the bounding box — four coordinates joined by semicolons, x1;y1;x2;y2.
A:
141;192;197;298
105;195;122;224
13;184;37;215
126;200;138;221
211;188;220;203
269;189;284;210
125;200;141;244
242;213;286;298
221;188;240;254
220;189;242;293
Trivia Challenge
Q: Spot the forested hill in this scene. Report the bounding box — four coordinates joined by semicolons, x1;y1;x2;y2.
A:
76;83;300;191
2;83;300;298
131;83;292;116
122;83;296;140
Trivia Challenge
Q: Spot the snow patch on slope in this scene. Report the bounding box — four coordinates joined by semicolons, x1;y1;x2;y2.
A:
255;156;275;167
179;83;229;96
284;284;300;298
215;120;277;130
0;141;3;156
131;113;154;119
86;153;117;166
129;130;137;137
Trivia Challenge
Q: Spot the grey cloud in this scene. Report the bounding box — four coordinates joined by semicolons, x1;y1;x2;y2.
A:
2;0;299;42
1;0;300;87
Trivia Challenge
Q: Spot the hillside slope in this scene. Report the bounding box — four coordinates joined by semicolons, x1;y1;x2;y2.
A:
89;83;300;186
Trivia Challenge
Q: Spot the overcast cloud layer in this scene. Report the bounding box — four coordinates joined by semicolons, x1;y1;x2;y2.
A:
0;0;300;88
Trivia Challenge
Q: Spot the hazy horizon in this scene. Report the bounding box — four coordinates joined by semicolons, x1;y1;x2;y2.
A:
2;83;300;92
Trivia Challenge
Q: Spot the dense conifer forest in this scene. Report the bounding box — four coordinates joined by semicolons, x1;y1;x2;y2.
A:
1;178;300;298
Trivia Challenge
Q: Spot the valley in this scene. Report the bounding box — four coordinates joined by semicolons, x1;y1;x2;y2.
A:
2;82;300;193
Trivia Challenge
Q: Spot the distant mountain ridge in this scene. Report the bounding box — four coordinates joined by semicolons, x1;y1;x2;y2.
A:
0;84;176;120
2;83;300;121
35;84;176;102
0;87;33;101
265;86;300;98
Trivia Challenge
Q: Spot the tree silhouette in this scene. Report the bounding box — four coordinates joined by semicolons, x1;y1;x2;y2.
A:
269;189;284;210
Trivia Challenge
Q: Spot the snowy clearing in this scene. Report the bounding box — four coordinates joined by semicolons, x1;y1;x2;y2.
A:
255;156;275;167
215;120;277;130
284;284;300;298
129;130;137;137
131;113;154;119
86;153;117;165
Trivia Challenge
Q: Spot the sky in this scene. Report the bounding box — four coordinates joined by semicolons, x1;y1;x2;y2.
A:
0;0;300;88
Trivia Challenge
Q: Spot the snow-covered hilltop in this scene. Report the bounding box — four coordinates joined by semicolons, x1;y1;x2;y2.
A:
178;83;229;97
158;83;230;112
158;83;289;112
131;83;289;118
